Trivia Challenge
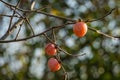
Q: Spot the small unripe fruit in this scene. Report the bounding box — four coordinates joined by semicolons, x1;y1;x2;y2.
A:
48;58;61;72
73;21;87;37
45;43;57;56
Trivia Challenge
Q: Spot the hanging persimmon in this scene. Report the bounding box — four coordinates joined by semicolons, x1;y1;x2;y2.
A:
45;43;57;56
73;21;88;37
48;58;61;72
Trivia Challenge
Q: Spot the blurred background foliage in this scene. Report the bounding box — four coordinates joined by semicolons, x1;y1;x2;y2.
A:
0;0;120;80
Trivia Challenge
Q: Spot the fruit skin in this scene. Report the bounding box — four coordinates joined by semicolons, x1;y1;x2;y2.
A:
73;21;87;37
48;58;61;72
45;43;57;56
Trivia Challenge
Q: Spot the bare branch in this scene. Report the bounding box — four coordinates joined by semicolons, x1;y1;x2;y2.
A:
0;1;25;40
85;8;116;22
88;27;119;39
58;47;86;57
25;18;35;35
61;65;68;80
0;0;117;23
0;0;76;22
14;24;22;40
0;14;21;18
0;19;24;40
0;0;119;42
52;29;56;43
7;0;21;30
0;22;74;43
56;53;69;80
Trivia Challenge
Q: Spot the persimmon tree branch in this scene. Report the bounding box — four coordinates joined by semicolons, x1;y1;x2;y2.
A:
88;27;117;39
7;0;21;30
0;22;74;43
0;0;34;40
0;0;75;22
25;18;35;35
85;8;116;22
0;14;21;18
14;24;22;40
0;7;25;40
0;0;119;43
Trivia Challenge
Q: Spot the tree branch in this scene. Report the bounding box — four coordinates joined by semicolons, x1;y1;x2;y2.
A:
88;27;119;39
0;22;74;43
0;0;119;42
85;8;116;22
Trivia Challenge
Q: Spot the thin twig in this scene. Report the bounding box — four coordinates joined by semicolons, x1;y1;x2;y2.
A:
85;8;116;22
7;0;21;30
61;65;68;80
56;52;68;80
88;27;117;39
25;18;35;35
0;0;16;8
0;19;24;40
38;5;52;11
14;24;22;40
58;47;86;57
52;29;56;43
0;14;21;18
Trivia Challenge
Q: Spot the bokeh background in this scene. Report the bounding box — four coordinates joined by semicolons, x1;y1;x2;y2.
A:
0;0;120;80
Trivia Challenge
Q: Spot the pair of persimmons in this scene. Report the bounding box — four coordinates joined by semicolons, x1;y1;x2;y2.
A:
45;21;87;72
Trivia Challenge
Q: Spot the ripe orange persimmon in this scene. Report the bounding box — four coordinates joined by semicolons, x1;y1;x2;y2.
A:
73;21;87;37
45;43;57;56
48;58;61;72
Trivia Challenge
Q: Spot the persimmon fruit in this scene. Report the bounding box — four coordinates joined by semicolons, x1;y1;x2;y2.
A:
73;21;87;37
48;58;61;72
45;43;57;56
